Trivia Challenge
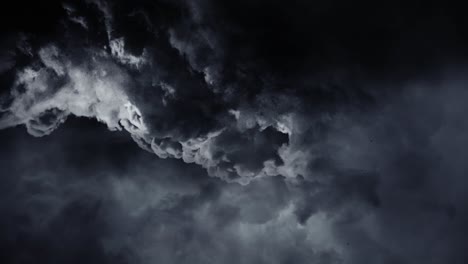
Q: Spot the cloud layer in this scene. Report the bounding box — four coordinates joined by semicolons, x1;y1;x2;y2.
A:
2;0;468;263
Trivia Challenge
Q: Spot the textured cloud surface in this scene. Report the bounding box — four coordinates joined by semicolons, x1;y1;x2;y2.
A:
2;0;468;263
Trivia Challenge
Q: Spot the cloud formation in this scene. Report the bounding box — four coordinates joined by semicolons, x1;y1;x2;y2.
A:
0;0;298;184
2;0;468;263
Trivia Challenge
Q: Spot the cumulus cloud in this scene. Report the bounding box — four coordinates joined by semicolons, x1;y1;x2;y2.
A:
1;45;147;139
0;1;293;184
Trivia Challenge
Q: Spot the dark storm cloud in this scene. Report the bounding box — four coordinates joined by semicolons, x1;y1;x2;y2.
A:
0;0;297;183
2;0;468;263
0;120;344;264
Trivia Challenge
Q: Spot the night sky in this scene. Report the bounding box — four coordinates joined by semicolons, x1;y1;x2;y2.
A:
2;1;468;263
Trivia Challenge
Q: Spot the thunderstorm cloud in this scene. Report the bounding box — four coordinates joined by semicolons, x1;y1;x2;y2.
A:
1;1;468;263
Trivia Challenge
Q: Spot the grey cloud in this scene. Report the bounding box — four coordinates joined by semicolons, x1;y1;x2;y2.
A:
0;1;294;184
3;1;468;263
0;122;345;264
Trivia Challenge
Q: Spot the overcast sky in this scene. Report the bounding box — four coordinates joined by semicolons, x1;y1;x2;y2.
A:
2;1;468;263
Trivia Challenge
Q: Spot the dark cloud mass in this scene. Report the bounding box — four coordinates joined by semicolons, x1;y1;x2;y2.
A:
2;0;468;263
